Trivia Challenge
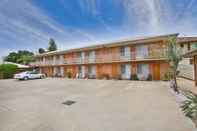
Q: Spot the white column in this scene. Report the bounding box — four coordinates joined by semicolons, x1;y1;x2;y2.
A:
60;67;64;77
92;65;96;76
53;67;57;76
39;68;42;73
81;52;85;64
82;66;85;78
89;51;95;63
126;64;131;79
43;57;46;65
60;55;64;65
53;56;56;65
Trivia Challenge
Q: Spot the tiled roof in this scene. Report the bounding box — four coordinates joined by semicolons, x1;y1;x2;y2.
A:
35;33;197;57
183;49;197;58
177;37;197;43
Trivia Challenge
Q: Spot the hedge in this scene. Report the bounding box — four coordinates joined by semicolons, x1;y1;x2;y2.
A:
0;64;18;79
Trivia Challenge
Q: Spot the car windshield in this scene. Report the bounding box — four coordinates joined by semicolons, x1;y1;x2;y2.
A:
18;71;38;74
19;71;31;74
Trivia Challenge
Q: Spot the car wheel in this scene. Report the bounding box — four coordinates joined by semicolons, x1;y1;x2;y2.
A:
40;75;44;79
24;76;29;80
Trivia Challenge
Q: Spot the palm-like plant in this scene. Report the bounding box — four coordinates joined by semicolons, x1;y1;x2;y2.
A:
181;91;197;127
167;36;182;93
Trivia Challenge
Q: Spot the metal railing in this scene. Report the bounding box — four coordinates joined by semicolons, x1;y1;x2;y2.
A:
30;59;64;66
64;50;167;65
31;49;167;66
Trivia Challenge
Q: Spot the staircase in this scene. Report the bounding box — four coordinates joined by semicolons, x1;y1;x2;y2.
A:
178;58;194;80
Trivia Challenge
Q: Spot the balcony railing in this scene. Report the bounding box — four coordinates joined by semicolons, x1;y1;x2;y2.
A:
31;50;167;66
64;50;167;65
30;59;64;66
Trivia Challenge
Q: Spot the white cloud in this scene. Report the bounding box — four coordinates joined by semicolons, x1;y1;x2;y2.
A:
122;0;197;36
79;0;101;15
0;0;101;56
0;0;197;57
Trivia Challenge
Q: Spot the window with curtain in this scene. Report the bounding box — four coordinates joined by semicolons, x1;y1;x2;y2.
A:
137;64;149;80
120;47;125;56
121;64;126;74
136;45;148;59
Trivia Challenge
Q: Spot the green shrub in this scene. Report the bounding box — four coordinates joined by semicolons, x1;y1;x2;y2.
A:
67;72;72;78
112;74;121;80
163;72;172;81
130;74;138;80
147;74;152;81
0;64;18;79
181;91;197;127
99;74;110;80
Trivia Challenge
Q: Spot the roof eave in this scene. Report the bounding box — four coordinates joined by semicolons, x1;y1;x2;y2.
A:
34;33;179;58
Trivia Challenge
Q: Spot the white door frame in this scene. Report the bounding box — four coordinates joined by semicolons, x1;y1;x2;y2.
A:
121;64;131;79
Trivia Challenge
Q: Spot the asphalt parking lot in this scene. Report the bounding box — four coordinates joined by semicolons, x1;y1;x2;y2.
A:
0;78;195;131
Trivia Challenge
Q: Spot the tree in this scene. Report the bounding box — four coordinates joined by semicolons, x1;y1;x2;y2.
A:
4;50;34;65
48;38;57;51
0;64;18;79
4;52;18;63
38;48;45;54
167;36;182;93
16;55;34;65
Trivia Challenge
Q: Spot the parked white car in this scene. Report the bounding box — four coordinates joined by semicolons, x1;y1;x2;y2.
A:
14;71;45;80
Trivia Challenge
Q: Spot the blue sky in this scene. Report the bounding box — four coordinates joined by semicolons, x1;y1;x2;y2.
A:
0;0;197;57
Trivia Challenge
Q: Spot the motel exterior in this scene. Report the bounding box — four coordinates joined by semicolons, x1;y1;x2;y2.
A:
31;34;197;80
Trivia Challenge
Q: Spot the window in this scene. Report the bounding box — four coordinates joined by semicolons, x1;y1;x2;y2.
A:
30;72;37;74
78;66;82;73
79;52;82;57
137;64;149;80
136;45;148;59
137;64;142;74
120;47;125;56
78;52;84;58
88;65;96;78
120;64;131;79
137;64;149;74
88;52;91;57
78;52;85;63
88;66;92;74
56;55;60;59
88;51;95;62
180;43;184;48
121;64;126;74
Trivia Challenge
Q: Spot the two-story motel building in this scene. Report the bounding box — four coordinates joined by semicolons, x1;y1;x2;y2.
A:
32;34;197;80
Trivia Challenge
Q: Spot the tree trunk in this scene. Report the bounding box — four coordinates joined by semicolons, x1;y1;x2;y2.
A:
173;72;179;93
192;119;197;128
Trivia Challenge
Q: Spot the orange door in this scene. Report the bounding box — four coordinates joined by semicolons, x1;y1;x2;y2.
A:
112;64;118;78
49;67;53;77
153;63;160;80
96;64;102;78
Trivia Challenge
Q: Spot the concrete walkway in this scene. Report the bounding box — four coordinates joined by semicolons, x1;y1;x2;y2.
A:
177;77;197;94
0;78;195;131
